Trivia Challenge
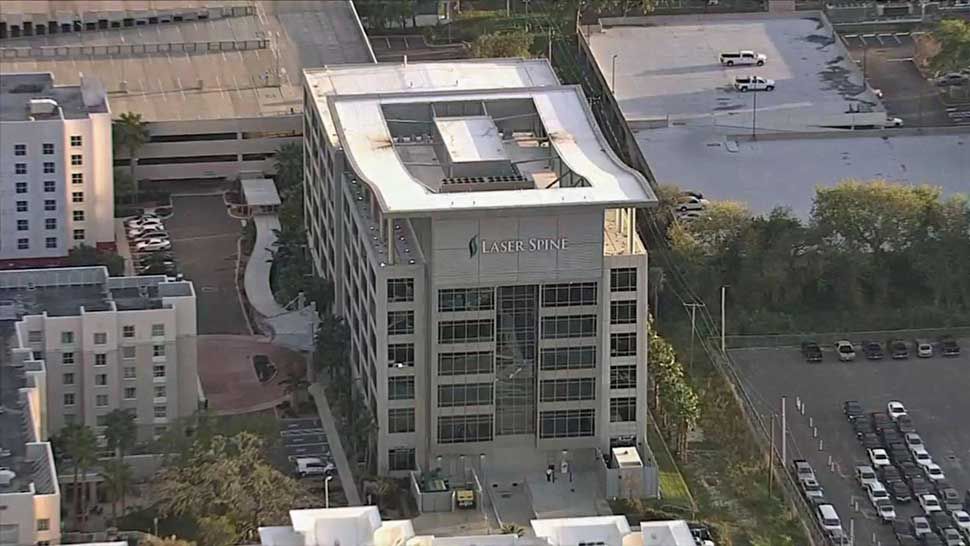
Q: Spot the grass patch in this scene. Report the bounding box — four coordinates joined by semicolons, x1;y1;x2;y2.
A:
647;416;695;511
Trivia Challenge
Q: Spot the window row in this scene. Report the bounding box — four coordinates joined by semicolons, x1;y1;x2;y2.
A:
540;346;596;370
388;408;416;433
11;138;81;156
438;319;494;344
438;287;494;312
438;351;493;375
540;315;596;339
13;162;58;174
388;343;414;368
610;300;637;325
609;397;637;422
611;268;637;292
14;179;72;193
388;448;416;471
438;382;493;407
610;333;637;357
541;283;597;307
438;414;493;444
387;278;414;302
387;310;414;335
539;409;595;439
55;325;165;346
610;365;637;389
388;376;415;400
539;378;595;402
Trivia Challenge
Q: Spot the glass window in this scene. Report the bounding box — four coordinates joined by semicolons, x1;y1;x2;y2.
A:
438;383;493;407
153;365;166;378
540;346;596;370
539;378;596;402
71;135;83;147
43;143;54;155
153;344;165;357
94;332;107;344
63;373;74;385
73;210;85;221
46;237;57;249
64;393;76;406
610;300;637;324
123;325;135;338
62;352;74;365
72;192;84;203
438;351;493;375
541;283;597;307
72;173;83;184
95;373;107;386
387;311;414;335
124;387;136;399
37;518;50;531
45;199;56;211
61;331;74;344
28;330;43;343
17;219;28;230
611;268;637;292
152;324;165;337
74;229;86;240
71;154;83;166
94;353;107;366
438;319;494;344
541;315;596;339
122;346;136;359
15;162;27;174
15;182;27;193
44;180;55;192
610;365;637;389
437;414;493;444
154;406;167;418
154;386;166;398
610;333;637;357
494;284;538;436
14;144;26;156
43;162;55;174
95;394;108;407
387;278;414;302
540;409;595;438
45;218;57;230
388;408;415;433
387;344;414;368
17;238;29;250
610;397;637;422
438;288;494;312
388;448;416;471
16;200;28;212
124;366;136;379
388;377;415;400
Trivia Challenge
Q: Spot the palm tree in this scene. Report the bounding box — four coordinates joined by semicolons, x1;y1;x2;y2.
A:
499;523;525;537
100;460;134;522
104;409;137;460
375;478;400;510
113;112;150;202
59;424;98;530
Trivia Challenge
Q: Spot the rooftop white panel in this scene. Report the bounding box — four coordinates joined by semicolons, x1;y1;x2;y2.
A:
435;116;507;163
241;178;282;207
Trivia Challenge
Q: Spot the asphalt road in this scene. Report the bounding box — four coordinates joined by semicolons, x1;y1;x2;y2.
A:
732;343;970;545
166;195;249;335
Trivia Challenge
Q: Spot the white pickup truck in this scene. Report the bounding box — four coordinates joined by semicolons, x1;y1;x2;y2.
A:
733;76;775;92
719;51;767;66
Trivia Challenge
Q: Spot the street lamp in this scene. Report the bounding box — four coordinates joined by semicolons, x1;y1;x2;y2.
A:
325;475;334;508
611;54;619;92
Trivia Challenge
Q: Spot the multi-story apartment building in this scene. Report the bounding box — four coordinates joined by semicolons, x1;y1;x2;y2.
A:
3;267;200;441
302;60;657;475
0;322;60;546
0;73;114;268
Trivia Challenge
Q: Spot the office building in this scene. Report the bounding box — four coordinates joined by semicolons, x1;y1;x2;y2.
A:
303;60;656;475
0;73;114;268
2;266;200;441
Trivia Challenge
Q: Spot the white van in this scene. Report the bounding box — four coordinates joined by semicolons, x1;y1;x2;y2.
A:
296;457;334;478
720;51;767;66
817;504;844;537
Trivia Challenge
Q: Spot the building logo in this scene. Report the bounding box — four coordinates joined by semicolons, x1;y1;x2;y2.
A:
468;236;569;257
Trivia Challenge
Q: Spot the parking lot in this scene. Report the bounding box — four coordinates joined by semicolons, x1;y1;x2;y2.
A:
842;32;955;127
732;340;970;544
165;195;249;335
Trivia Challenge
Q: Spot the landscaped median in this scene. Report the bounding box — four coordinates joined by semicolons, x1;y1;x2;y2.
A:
647;415;696;512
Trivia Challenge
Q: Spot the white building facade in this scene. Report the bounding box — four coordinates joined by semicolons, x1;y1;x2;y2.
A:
4;267;200;441
302;60;656;476
0;73;114;268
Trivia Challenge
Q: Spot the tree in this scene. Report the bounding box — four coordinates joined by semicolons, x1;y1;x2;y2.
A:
196;516;239;546
58;424;98;530
472;30;533;58
313;316;351;380
278;368;310;408
273;142;303;199
140;537;195;546
499;524;526;537
100;460;134;522
155;432;314;540
104;409;137;460
114;168;136;205
930;19;970;74
67;244;125;276
113;112;150;202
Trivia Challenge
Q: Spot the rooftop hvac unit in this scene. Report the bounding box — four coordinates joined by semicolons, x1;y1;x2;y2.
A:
29;98;59;115
0;469;16;487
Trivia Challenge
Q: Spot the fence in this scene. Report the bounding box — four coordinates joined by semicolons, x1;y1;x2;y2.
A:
725;326;970;349
0;39;268;59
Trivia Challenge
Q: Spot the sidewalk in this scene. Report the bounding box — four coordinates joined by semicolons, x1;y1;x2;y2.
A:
308;382;362;506
115;219;134;275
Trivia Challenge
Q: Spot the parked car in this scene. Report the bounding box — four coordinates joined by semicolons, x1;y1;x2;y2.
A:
910;478;933;498
888;401;908;420
801;477;826;504
719;50;767;66
734;75;775;91
938;487;963;512
126;215;162;228
940;529;966;546
869;448;891;468
867;481;891;508
132;231;169;243
860;432;881;449
802;340;823;362
135;238;172;252
931;511;956;533
913;516;933;537
863;340;885;360
792;459;816;482
856;465;878;488
939;336;961;357
920;493;943;514
912;447;934;469
295;457;334;478
887;479;913;503
880;465;902;484
951;510;970;535
905;433;924;450
871;412;893;432
816;504;845;538
675;195;709;213
914;339;934;358
875;498;897;523
127;224;166;238
836;340;856;362
888;339;910;359
843;400;864;421
924;463;946;482
896;415;916;434
936;72;968;87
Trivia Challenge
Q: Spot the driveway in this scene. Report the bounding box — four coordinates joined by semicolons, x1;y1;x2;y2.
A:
166;195;249;335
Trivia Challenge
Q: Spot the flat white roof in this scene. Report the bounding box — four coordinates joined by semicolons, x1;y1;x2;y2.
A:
241;178;282;207
305;59;562;145
435;116;506;163
640;521;696;546
331;86;655;214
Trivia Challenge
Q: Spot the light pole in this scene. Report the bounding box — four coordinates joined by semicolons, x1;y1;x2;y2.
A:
684;302;705;370
720;285;728;355
751;87;758;139
611;54;619;92
325;475;334;508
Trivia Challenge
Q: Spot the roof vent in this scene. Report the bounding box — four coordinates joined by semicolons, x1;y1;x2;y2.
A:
29;99;59;115
0;468;16;487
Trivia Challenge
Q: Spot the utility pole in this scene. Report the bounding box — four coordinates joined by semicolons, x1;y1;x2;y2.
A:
684;302;705;370
781;396;788;465
653;268;664;323
548;27;552;62
720;285;727;355
506;0;511;16
752;88;758;139
767;416;775;496
611;54;619;92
